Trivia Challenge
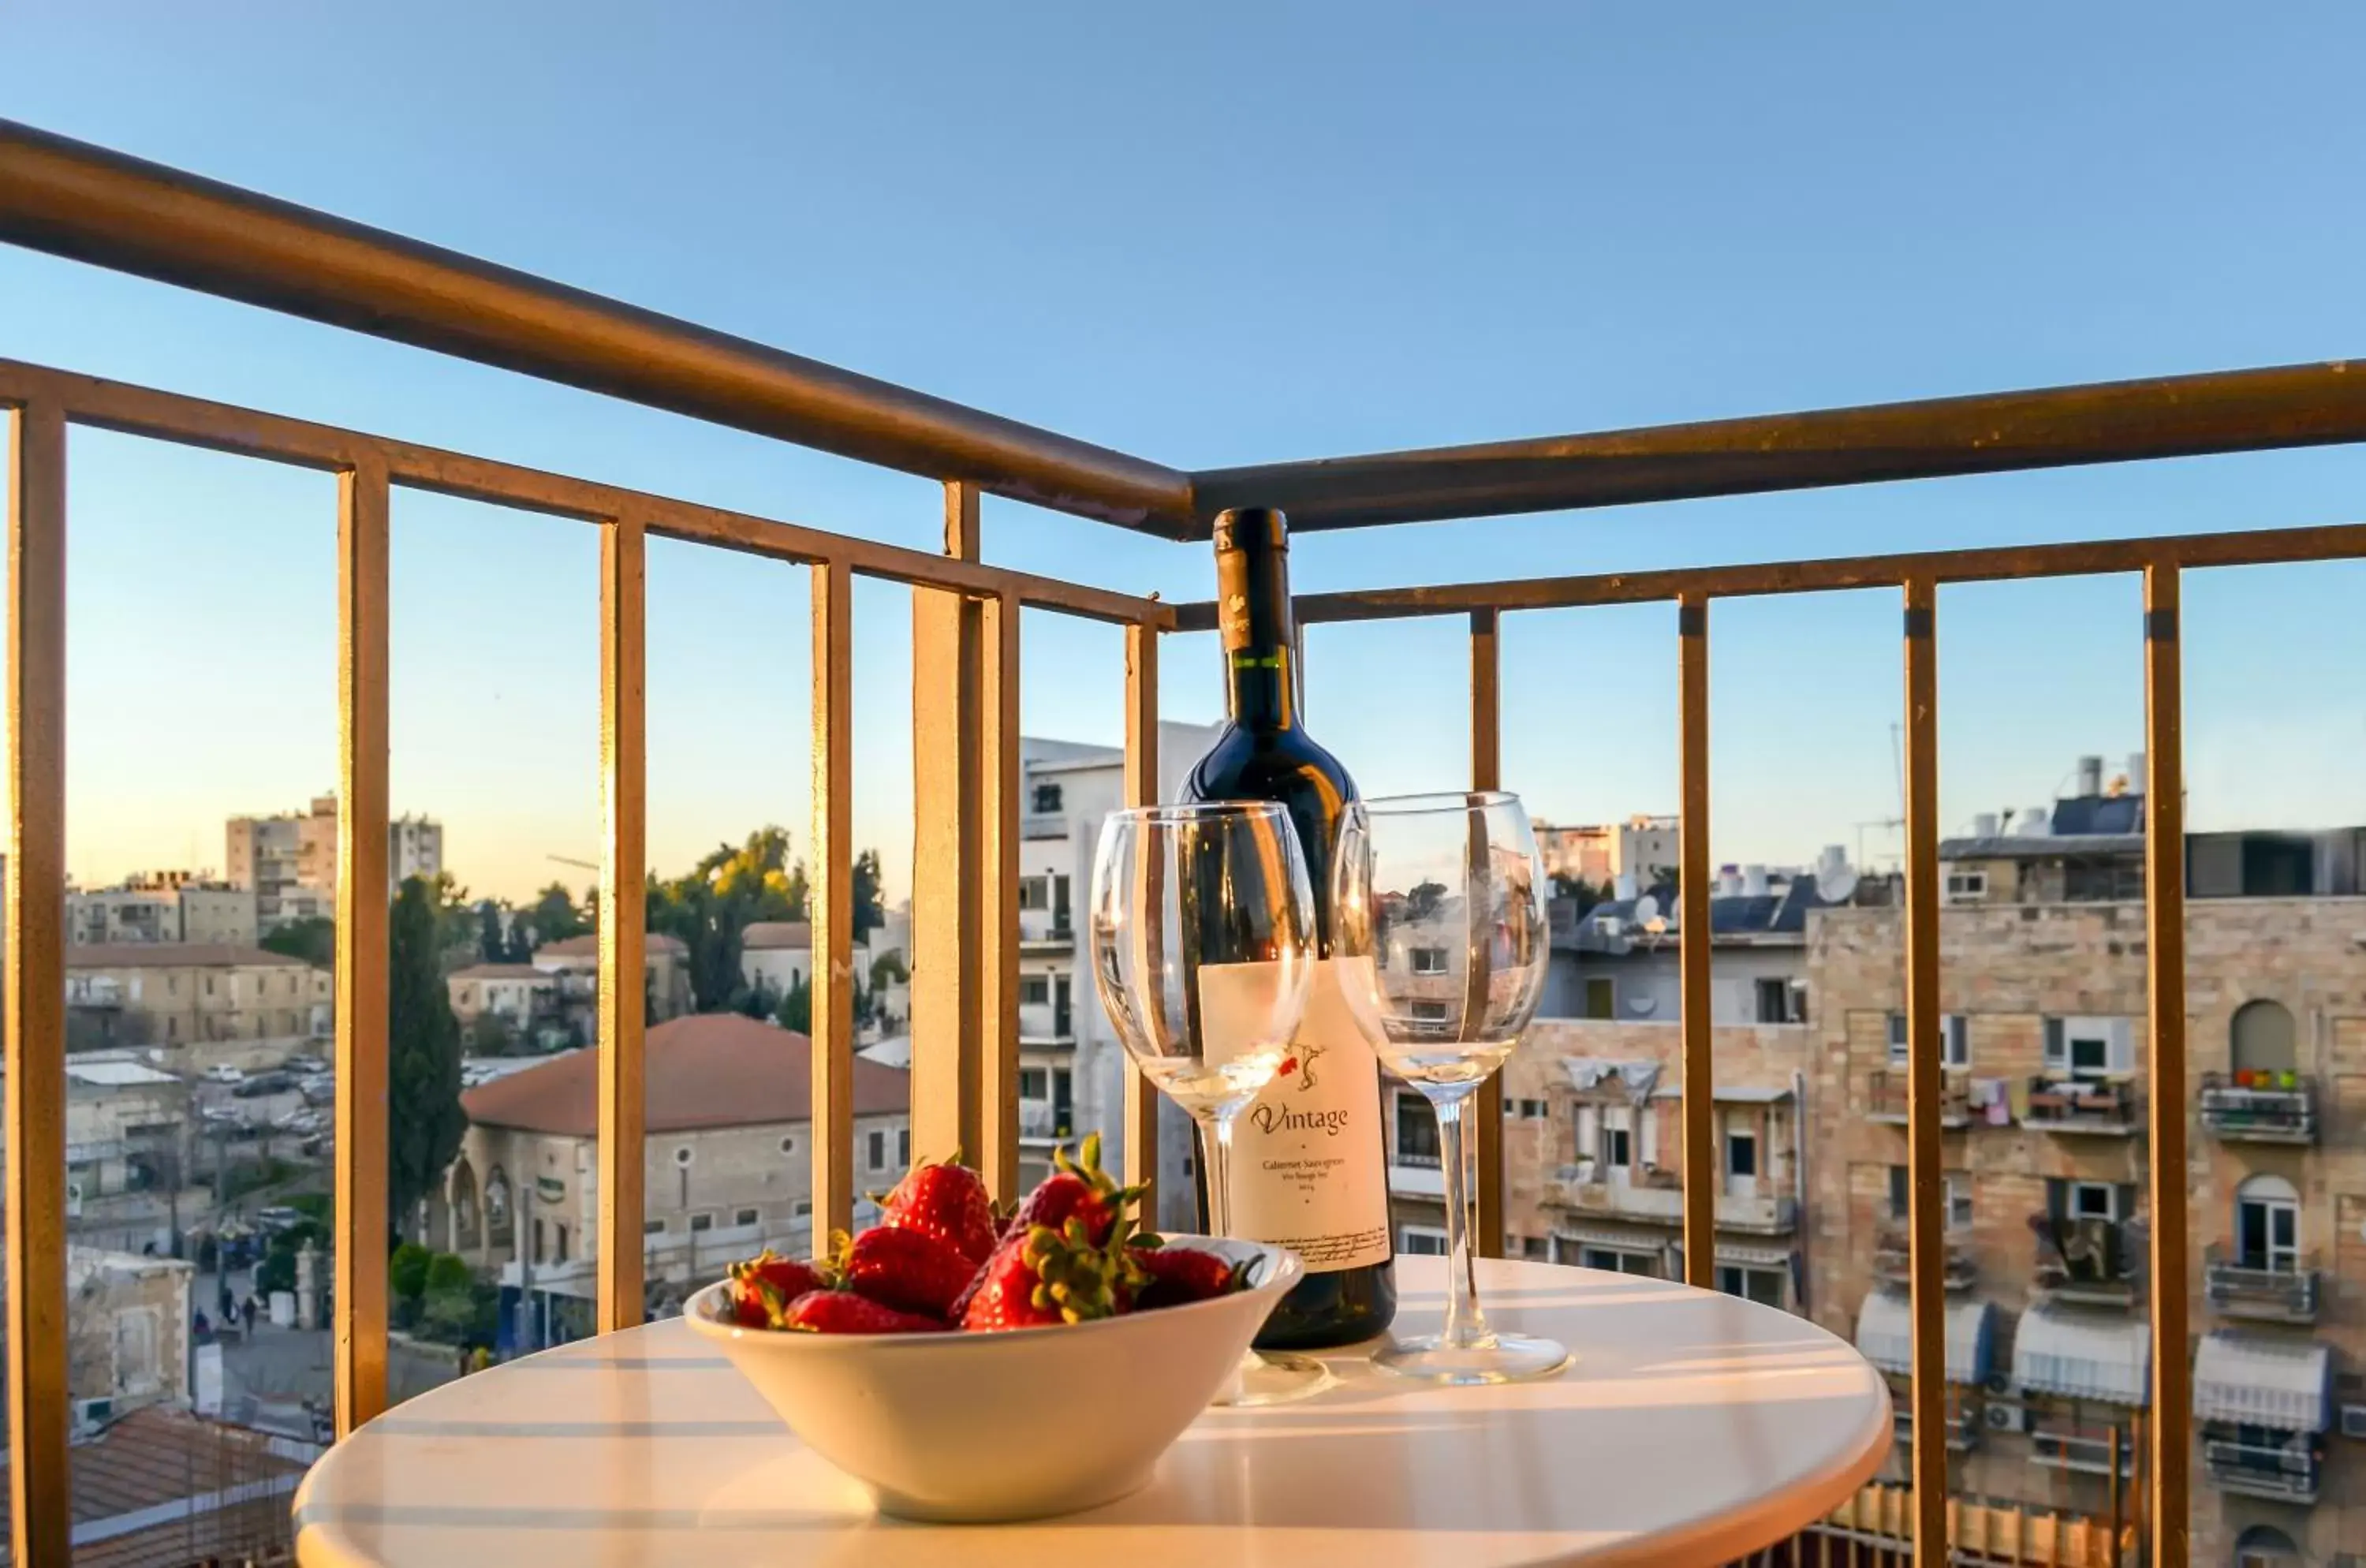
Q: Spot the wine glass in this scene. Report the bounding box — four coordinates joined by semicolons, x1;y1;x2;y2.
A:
1088;801;1334;1406
1332;791;1564;1385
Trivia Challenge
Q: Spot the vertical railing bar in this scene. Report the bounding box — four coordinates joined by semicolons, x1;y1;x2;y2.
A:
1899;577;1946;1567
979;589;1023;1202
596;515;648;1332
1677;592;1715;1287
2143;564;2190;1566
1468;608;1506;1258
333;455;391;1433
1120;620;1161;1198
6;402;69;1566
911;481;984;1167
808;558;856;1238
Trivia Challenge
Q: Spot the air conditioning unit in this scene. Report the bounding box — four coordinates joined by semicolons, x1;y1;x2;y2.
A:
2340;1403;2366;1441
1984;1401;2027;1433
1982;1371;2014;1397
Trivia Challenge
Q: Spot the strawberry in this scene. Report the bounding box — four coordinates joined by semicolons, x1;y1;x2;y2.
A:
838;1225;976;1320
779;1288;943;1335
960;1219;1129;1332
1127;1241;1241;1310
726;1249;830;1328
1009;1133;1143;1248
880;1154;998;1265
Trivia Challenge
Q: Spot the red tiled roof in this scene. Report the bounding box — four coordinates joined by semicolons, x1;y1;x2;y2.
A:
461;1012;906;1135
741;920;813;950
0;1404;310;1568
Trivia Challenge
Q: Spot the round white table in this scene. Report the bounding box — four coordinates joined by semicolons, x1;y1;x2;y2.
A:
294;1258;1890;1568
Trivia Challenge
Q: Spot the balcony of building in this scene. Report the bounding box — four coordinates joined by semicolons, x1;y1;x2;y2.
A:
2026;1418;2136;1478
1864;1069;1970;1128
1890;1402;1980;1454
2021;1074;2140;1137
1017;1002;1074;1047
1872;1225;1976;1294
2204;1244;2321;1323
2199;1070;2317;1144
1543;1167;1797;1234
2030;1213;2142;1309
2202;1432;2322;1505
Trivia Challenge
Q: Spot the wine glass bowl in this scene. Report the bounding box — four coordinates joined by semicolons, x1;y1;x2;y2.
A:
1334;790;1566;1386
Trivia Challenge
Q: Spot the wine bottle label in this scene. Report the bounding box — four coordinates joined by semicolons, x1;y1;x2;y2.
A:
1224;959;1393;1273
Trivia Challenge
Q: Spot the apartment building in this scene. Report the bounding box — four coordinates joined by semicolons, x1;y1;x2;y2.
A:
437;1013;910;1335
65;943;332;1072
1543;866;1819;1026
1533;814;1681;890
226;794;445;927
69;871;259;948
64;1055;192;1216
1013;724;1218;1211
530;931;694;1032
737;920;876;1012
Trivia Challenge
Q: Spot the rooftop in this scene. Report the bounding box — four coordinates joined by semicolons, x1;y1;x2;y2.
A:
461;1012;908;1136
65;943;317;971
534;932;689;959
0;1405;308;1568
741;920;813;951
447;963;554;981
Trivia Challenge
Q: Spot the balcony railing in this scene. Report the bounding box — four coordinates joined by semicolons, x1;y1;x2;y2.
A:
2203;1435;2321;1504
1021;810;1067;841
1873;1226;1976;1293
2028;1423;2136;1477
1891;1403;1978;1452
7;114;2366;1560
1018;1102;1073;1142
2031;1213;2143;1308
2021;1075;2140;1135
1544;1169;1797;1234
1864;1068;1969;1127
2203;1245;2320;1323
1018;922;1076;954
2198;1070;2316;1143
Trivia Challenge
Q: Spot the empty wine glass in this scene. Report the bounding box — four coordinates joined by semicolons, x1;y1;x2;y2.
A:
1088;801;1334;1406
1332;791;1563;1384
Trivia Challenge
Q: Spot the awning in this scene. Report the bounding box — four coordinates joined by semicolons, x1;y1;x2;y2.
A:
2193;1333;2331;1433
1556;1226;1667;1257
2012;1305;2150;1406
1648;1082;1794;1103
1855;1291;1993;1386
1561;1058;1659;1100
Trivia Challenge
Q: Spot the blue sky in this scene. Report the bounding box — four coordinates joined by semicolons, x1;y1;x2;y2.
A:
6;2;2364;902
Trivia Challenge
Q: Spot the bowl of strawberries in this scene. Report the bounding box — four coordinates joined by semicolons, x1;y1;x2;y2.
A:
685;1134;1303;1523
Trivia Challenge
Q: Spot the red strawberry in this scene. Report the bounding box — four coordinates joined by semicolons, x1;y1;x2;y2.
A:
726;1250;830;1327
961;1219;1129;1332
881;1155;998;1265
1010;1133;1143;1248
840;1225;976;1320
1127;1241;1241;1310
778;1289;943;1335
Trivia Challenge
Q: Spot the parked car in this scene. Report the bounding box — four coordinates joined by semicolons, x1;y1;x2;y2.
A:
233;1072;293;1099
283;1054;328;1075
255;1206;304;1233
202;1065;245;1085
298;1073;337;1104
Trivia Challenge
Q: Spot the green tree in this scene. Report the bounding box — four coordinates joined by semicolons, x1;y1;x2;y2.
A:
261;916;336;969
775;973;812;1034
476;901;508;965
649;827;807;1013
389;877;468;1232
1551;875;1606;917
525;883;588;948
851;848;886;943
389;1241;432;1302
427;872;479;962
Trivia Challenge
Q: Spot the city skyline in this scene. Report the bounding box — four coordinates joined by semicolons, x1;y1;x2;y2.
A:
11;5;2366;904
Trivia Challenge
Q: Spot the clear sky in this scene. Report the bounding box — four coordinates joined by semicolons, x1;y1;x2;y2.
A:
5;2;2364;902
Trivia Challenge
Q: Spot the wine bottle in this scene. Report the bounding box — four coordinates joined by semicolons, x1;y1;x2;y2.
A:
1182;505;1398;1350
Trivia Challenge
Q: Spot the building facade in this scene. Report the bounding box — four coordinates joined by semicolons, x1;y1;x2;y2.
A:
69;872;259;948
531;931;693;1032
65;943;332;1071
226;793;444;927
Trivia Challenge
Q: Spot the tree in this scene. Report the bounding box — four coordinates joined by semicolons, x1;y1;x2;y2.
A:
1405;879;1450;920
427;872;479;962
389;1241;432;1303
775;973;812;1035
649;827;807;1014
851;849;886;943
389;877;468;1233
525;883;588;948
1551;874;1607;917
261;916;336;969
476;901;508;965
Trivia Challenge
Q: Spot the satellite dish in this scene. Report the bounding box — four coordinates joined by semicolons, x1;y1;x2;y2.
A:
1633;894;1662;928
1814;852;1860;905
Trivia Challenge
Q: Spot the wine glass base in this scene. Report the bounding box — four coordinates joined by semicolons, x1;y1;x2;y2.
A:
1375;1331;1572;1387
1211;1349;1336;1407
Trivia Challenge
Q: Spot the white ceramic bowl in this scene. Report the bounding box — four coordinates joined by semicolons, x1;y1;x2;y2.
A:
685;1235;1302;1523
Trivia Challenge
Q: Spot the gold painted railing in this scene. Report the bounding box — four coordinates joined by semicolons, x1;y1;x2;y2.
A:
9;116;2366;1567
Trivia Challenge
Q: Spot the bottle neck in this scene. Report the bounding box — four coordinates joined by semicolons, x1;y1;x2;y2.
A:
1217;538;1298;731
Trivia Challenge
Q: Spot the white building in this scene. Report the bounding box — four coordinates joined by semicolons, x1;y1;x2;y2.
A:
737;920;875;1009
69;872;257;947
227;794;445;928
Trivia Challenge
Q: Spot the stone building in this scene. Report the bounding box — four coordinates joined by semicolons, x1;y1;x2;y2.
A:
65;943;332;1072
68;871;258;948
530;931;693;1031
435;1013;910;1331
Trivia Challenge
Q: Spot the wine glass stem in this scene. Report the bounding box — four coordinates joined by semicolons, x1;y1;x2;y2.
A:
1197;1112;1237;1239
1429;1085;1491;1350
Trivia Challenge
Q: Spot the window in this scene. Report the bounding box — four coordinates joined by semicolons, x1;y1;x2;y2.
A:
1032;782;1062;813
1604;1117;1633;1174
1726;1128;1759;1179
2236;1174;2300;1272
532;1218;547;1264
778;1136;796;1155
1017;876;1048;912
1583;976;1614;1019
1409;947;1449;975
643;1218;666;1235
735;1208;760;1227
2230;999;2297;1075
1410;1000;1452;1022
1580;1247;1659;1276
1942;1014;1969;1069
793;1200;812;1218
1943;869;1987;904
673;1145;694;1167
868;1129;887;1170
1021;976;1049;1006
1019;1067;1050;1099
2043;1016;2129;1078
1399;1226;1449;1256
898;1128;910;1167
1395;1092;1441;1165
1717;1264;1786;1308
1889;1167;1973;1229
554;1225;569;1264
205;975;215;995
1521;1235;1550;1260
2067;1180;2119;1223
1886;1013;1907;1066
112;1307;162;1396
1505;1098;1547;1120
689;1211;714;1233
